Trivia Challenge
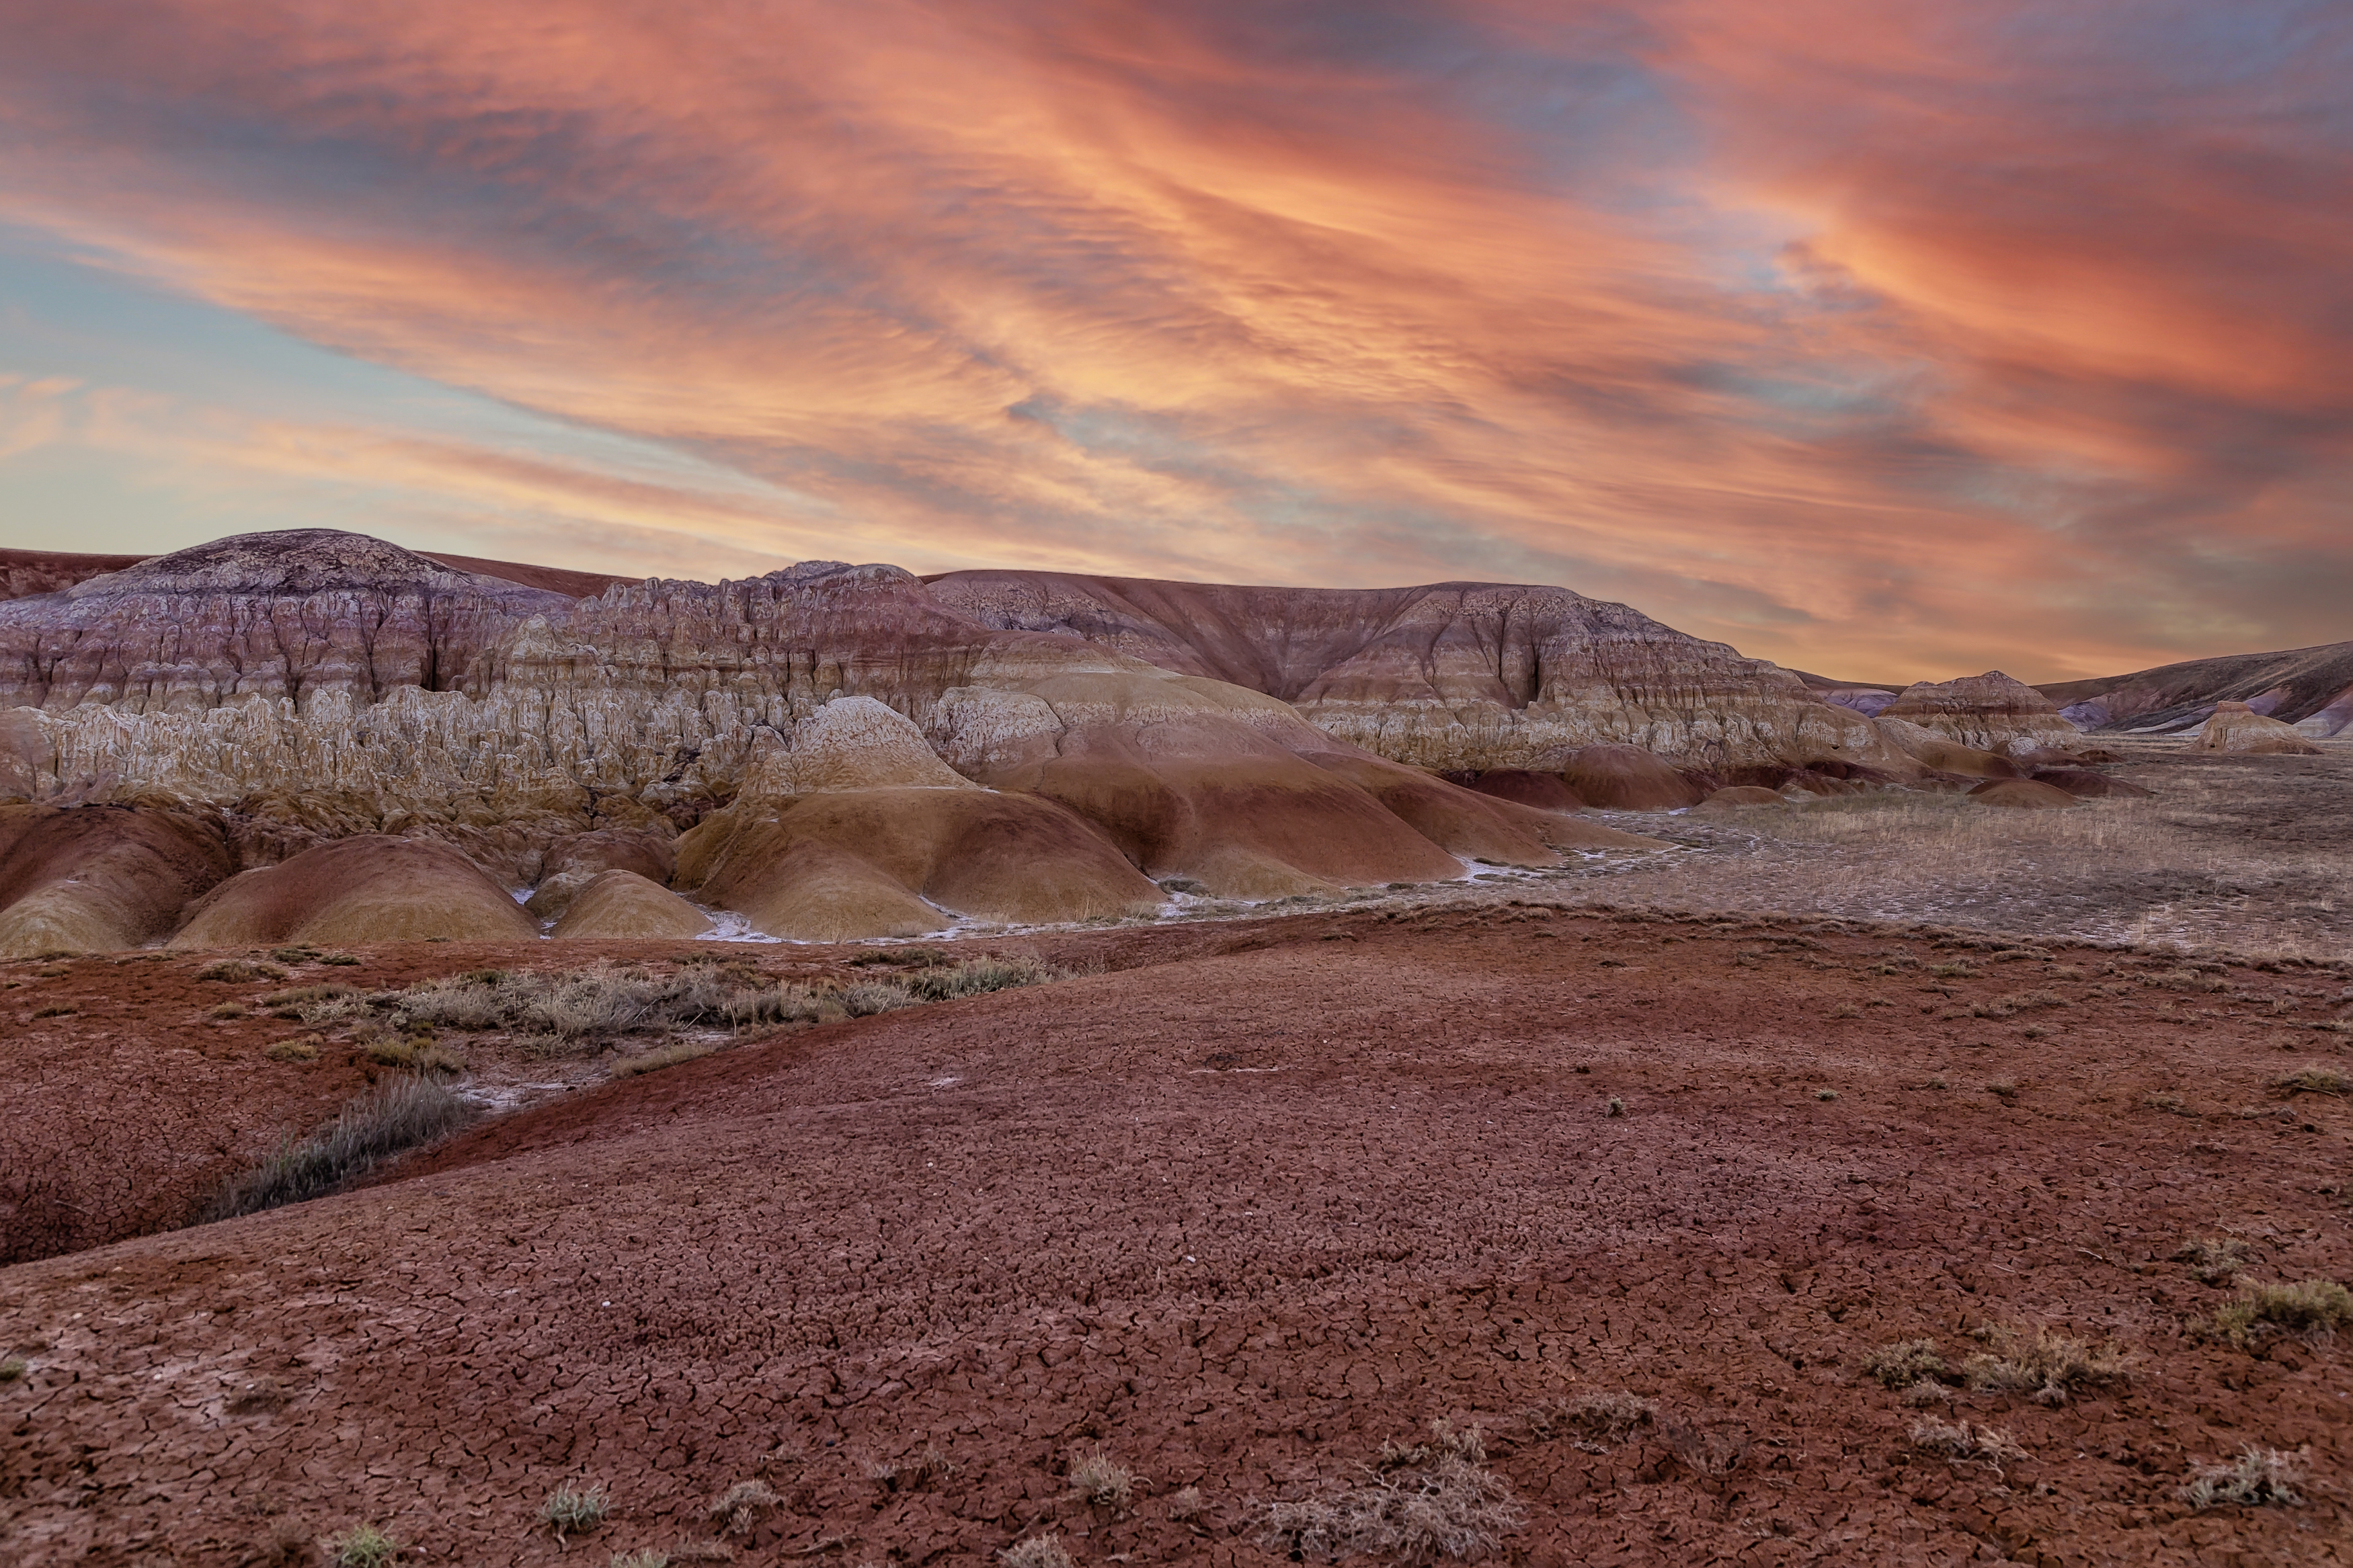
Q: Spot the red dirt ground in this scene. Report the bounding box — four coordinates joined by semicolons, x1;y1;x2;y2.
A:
3;905;2350;1566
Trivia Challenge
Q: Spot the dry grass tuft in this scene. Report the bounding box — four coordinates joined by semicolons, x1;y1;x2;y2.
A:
2181;1447;2306;1510
610;1042;717;1078
2206;1279;2353;1348
707;1480;781;1537
1604;1096;1625;1118
539;1483;608;1540
1519;1391;1656;1444
1000;1535;1074;1568
1864;1339;1948;1389
325;1524;399;1568
202;1075;477;1220
1068;1446;1137;1510
1960;1326;2131;1405
2274;1067;2352;1097
264;1037;321;1063
1262;1420;1522;1563
198;959;286;983
1909;1417;2028;1467
1166;1485;1205;1522
2173;1237;2249;1286
869;1446;955;1493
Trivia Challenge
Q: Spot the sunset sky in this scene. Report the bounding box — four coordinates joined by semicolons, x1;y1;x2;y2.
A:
0;1;2346;682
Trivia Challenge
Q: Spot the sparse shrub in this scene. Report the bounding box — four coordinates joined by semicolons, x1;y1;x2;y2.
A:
363;1036;465;1075
2143;1091;2196;1116
320;952;361;966
840;981;918;1018
260;985;367;1024
610;1553;670;1568
1961;1326;2130;1404
272;946;320;964
265;1037;321;1063
1166;1485;1205;1522
202;1075;477;1220
1864;1339;1947;1389
2173;1238;2248;1286
0;1357;24;1382
1927;962;1976;979
30;1005;76;1020
2181;1446;2305;1510
707;1480;780;1537
208;1001;251;1020
1814;1088;1839;1102
1605;1096;1624;1118
2273;1067;2351;1098
1001;1537;1073;1568
199;959;286;983
326;1524;399;1568
869;1446;955;1493
1909;1417;2027;1467
1262;1420;1521;1563
1985;1079;2019;1100
611;1042;717;1078
1069;1446;1136;1509
540;1483;609;1540
2206;1279;2353;1348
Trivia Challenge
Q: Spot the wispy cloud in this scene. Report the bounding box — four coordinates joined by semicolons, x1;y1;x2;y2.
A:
0;0;2346;679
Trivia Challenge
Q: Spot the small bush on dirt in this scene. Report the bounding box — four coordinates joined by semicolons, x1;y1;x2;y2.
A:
1864;1339;1948;1389
199;959;286;983
610;1553;670;1568
1985;1079;2020;1100
1927;962;1976;979
1961;1327;2130;1404
610;1042;717;1078
707;1479;780;1537
206;1001;250;1020
272;946;320;964
1605;1096;1625;1117
0;1357;25;1382
1166;1485;1205;1522
326;1524;399;1568
1909;1417;2026;1467
1001;1536;1074;1568
203;1075;477;1220
1262;1420;1521;1563
869;1446;955;1493
2206;1279;2353;1348
362;1036;465;1075
265;1037;321;1063
1814;1088;1839;1101
2143;1091;2196;1116
1068;1446;1136;1509
30;1005;76;1020
540;1483;608;1540
2180;1447;2305;1510
2174;1238;2248;1286
2274;1067;2351;1098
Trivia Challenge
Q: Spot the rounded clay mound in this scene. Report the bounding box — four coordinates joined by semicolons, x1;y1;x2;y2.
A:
1696;785;1786;809
549;870;715;940
1453;770;1587;812
2028;768;2153;799
1966;778;2078;810
0;803;235;957
1558;744;1706;810
526;825;679;919
2195;701;2323;755
1871;717;2022;778
169;835;539;948
1312;753;1661;862
676;786;1162;940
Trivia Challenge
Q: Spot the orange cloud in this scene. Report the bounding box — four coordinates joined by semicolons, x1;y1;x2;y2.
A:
0;0;2346;682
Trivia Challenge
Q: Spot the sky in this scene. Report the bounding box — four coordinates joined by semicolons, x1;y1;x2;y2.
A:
0;1;2347;683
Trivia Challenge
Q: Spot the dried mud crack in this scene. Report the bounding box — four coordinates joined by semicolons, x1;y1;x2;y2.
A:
3;907;2350;1566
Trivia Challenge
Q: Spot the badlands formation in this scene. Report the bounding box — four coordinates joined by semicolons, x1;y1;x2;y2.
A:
2;528;2350;1568
0;528;2128;958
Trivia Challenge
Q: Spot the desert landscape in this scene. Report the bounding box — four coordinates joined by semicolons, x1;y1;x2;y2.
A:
0;531;2346;1567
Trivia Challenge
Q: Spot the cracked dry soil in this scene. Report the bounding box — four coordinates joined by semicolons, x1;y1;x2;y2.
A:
3;906;2350;1566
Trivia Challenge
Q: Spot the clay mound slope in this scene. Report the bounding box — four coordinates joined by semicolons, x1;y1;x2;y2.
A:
0;803;235;957
947;669;1471;897
677;788;1162;940
1306;753;1661;862
170;835;538;948
1966;778;2077;810
551;870;715;940
2029;768;2153;800
1696;785;1786;809
1872;716;2021;778
1447;769;1587;812
1558;744;1705;810
526;827;679;920
2195;701;2323;755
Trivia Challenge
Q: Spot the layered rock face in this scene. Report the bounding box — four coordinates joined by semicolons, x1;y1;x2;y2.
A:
1873;672;2081;756
2194;701;2324;755
2035;640;2353;736
926;571;1905;774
